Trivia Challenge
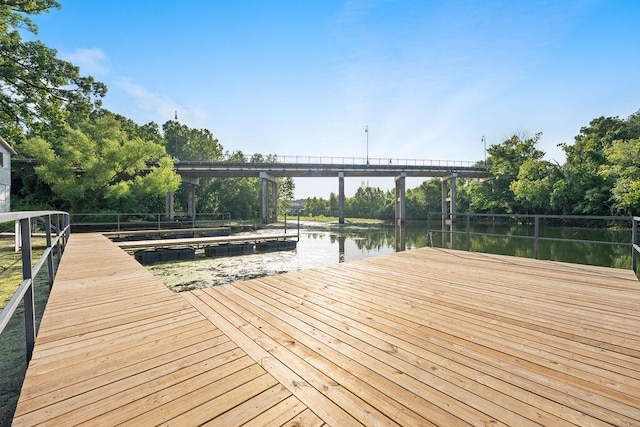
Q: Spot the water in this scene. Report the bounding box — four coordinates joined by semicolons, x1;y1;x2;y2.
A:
147;224;404;292
147;221;634;292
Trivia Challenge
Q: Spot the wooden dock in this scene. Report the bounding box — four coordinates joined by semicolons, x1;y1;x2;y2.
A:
114;232;298;250
12;233;640;426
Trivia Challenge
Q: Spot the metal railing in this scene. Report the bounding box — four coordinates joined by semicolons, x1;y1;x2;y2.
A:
0;211;70;361
70;212;231;232
633;216;639;275
427;212;635;270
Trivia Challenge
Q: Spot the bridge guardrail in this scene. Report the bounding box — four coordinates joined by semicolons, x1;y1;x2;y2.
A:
0;211;70;362
172;153;485;169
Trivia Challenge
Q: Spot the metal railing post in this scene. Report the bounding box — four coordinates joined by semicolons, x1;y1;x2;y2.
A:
633;217;638;274
20;218;36;361
45;215;54;290
55;215;62;258
534;216;539;259
466;214;471;252
284;213;287;234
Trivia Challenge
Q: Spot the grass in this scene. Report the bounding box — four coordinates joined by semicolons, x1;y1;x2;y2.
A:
0;236;54;427
0;238;27;310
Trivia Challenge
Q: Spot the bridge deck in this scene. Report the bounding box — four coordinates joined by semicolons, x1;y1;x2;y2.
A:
12;233;640;426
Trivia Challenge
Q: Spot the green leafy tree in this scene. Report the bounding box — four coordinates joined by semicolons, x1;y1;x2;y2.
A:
599;138;640;214
346;185;393;219
509;159;558;214
22;114;180;212
278;176;295;216
164;120;225;213
196;151;263;219
559;116;627;215
1;0;106;143
301;197;328;217
163;120;223;161
471;133;545;213
328;192;339;216
406;179;442;219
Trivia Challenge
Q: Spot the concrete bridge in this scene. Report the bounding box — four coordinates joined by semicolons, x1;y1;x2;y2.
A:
169;155;491;223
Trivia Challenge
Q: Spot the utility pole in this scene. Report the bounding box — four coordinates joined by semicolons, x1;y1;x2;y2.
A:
174;111;178;155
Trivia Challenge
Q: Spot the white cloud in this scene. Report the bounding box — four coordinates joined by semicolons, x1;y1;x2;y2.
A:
63;47;110;76
116;77;207;128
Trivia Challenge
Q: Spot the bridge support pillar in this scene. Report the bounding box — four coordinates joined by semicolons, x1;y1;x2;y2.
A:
395;173;406;224
441;173;457;220
165;191;175;221
338;172;345;224
261;172;278;223
182;176;200;221
441;173;457;248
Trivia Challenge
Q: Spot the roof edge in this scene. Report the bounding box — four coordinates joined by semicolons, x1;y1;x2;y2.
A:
0;136;18;155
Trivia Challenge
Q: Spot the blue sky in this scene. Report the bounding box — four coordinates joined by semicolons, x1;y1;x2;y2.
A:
30;0;640;198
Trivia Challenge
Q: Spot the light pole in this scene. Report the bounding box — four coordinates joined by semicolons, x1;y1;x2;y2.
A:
481;135;486;167
365;125;369;165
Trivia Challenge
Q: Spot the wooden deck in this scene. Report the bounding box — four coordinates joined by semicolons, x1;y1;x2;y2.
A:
12;233;640;426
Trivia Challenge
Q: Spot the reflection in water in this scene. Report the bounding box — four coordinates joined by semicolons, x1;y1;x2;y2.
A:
148;223;411;292
395;223;405;252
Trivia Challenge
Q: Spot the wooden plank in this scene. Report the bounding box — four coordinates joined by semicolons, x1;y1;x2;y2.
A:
240;395;308;427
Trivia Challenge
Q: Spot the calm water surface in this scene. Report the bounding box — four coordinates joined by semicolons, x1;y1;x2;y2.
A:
147;221;634;292
147;223;410;292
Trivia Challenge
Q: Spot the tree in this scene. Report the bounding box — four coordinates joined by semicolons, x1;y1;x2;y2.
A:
346;185;393;219
406;179;442;219
22;114;180;212
163;120;226;213
162;120;223;161
599;138;640;214
560;111;640;215
301;197;328;217
509;159;558;214
1;0;106;143
328;192;339;216
471;133;545;213
278;177;295;216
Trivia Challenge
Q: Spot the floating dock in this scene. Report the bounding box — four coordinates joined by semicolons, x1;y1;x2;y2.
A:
114;232;298;250
12;233;640;426
114;232;299;263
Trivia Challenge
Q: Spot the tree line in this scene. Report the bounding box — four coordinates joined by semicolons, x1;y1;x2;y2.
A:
4;2;640;219
302;112;640;220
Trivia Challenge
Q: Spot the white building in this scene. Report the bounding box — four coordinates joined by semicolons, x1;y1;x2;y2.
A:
0;136;17;212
